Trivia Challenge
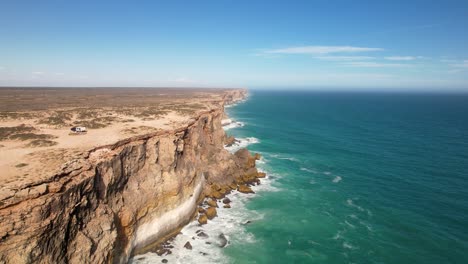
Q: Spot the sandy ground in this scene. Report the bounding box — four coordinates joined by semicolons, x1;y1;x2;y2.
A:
0;88;235;191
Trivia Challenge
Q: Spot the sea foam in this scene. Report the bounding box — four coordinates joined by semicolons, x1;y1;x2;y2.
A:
223;121;245;130
224;137;259;153
332;176;342;183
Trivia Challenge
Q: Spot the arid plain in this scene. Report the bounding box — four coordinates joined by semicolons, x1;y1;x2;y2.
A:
0;88;237;194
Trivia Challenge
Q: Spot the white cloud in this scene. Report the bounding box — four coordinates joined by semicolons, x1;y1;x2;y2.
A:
384;56;415;61
451;60;468;68
315;56;375;61
343;62;412;68
0;66;5;71
440;59;457;63
32;71;45;75
264;45;383;55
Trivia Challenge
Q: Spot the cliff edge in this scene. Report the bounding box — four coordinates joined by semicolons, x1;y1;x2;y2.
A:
0;89;260;263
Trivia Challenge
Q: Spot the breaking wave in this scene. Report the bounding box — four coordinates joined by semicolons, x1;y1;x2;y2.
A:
224;137;259;153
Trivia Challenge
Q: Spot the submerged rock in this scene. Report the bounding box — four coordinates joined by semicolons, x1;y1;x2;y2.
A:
223;204;231;209
184;241;192;250
196;231;209;238
222;198;231;204
154;248;172;256
218;233;228;248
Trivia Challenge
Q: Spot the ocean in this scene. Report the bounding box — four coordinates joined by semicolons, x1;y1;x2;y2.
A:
132;90;468;264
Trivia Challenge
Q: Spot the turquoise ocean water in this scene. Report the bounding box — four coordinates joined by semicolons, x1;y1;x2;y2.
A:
133;90;468;264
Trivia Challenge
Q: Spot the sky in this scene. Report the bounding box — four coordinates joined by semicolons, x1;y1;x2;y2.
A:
1;0;468;91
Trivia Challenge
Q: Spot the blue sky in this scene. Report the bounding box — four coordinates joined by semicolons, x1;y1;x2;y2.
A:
1;0;468;91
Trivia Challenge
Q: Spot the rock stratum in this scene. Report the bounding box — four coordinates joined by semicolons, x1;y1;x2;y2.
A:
0;89;259;264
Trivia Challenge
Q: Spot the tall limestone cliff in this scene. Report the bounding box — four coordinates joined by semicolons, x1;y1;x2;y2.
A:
0;91;259;263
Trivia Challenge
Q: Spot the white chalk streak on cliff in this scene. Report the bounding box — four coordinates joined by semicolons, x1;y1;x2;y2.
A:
131;175;204;252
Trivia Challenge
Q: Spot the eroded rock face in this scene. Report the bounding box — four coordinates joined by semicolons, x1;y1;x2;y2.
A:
0;92;257;264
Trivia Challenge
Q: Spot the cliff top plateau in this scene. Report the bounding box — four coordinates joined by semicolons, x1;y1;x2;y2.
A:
0;87;246;196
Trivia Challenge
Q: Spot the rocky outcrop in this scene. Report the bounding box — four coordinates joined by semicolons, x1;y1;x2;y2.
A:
222;89;247;106
0;90;255;264
224;135;237;147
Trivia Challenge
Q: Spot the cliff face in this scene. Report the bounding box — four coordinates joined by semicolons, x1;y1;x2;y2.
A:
0;90;254;263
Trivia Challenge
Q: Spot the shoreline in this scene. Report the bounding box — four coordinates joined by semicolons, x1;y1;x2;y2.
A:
130;94;275;263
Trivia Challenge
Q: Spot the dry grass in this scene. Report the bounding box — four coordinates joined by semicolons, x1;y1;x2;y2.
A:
76;108;101;119
27;139;58;147
161;103;205;116
0;88;229;112
0;124;36;140
37;111;74;127
9;133;56;141
15;163;29;168
121;126;162;135
0;112;40;120
73;116;134;129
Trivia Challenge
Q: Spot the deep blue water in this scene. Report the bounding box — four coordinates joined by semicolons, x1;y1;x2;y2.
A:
224;90;468;263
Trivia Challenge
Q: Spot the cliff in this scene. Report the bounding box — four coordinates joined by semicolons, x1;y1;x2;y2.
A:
0;89;257;263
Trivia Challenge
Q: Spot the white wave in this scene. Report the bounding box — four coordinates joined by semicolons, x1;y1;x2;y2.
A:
307;240;321;246
332;230;343;240
346;199;365;212
323;171;332;175
221;118;233;126
300;167;318;174
256;158;266;164
348;214;358;219
250;169;280;193
224;99;247;108
332;176;342;183
309;179;316;185
223;121;245;130
224;137;259;153
359;220;373;232
343;242;356;250
344;220;356;229
224;103;238;109
269;154;299;162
